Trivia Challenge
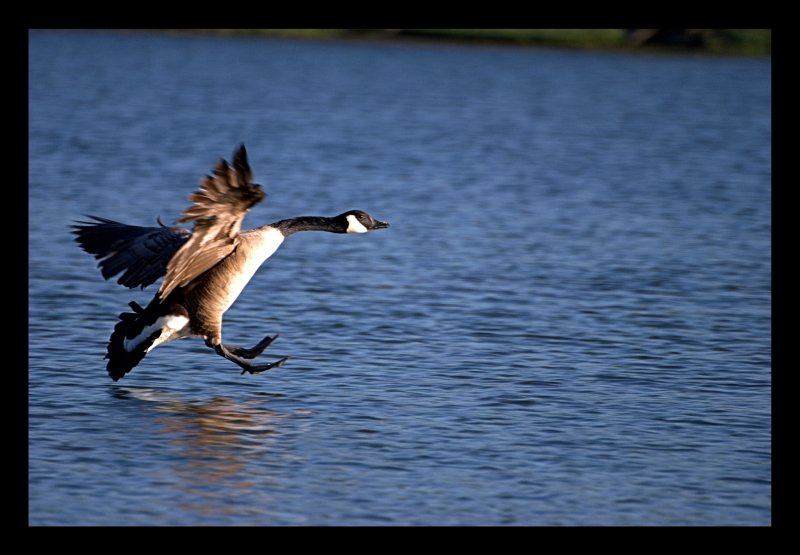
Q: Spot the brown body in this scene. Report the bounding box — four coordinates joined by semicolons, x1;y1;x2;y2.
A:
178;227;285;344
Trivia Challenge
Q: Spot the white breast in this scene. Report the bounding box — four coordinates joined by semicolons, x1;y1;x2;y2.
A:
218;227;285;313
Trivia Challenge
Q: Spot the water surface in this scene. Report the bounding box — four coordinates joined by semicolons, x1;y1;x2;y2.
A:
29;31;771;525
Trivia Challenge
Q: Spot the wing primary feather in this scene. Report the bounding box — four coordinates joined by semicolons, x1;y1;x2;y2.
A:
72;217;190;289
74;144;265;297
158;144;265;300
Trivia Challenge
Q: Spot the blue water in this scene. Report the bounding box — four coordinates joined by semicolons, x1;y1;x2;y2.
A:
28;30;771;526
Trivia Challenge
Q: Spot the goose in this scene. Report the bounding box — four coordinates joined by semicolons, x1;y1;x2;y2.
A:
73;144;389;381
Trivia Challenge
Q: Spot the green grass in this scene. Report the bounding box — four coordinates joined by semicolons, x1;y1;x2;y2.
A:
703;29;772;55
173;29;771;56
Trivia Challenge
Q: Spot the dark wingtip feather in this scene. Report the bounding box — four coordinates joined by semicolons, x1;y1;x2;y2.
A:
233;143;251;184
235;142;247;159
73;217;191;289
71;215;113;232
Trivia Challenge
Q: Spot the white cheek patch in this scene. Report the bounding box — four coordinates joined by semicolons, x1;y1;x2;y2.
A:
346;214;369;234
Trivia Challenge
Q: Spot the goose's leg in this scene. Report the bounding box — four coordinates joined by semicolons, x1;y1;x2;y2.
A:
214;343;290;375
223;334;280;359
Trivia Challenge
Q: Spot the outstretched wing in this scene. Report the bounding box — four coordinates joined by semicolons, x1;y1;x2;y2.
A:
72;216;191;289
158;144;265;300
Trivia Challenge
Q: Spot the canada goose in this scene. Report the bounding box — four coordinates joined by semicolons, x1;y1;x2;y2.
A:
73;144;389;381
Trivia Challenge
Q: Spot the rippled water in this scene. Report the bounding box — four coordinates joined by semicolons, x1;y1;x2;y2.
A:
28;30;771;525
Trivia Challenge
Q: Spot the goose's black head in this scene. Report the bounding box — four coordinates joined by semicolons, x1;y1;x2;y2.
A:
337;210;390;234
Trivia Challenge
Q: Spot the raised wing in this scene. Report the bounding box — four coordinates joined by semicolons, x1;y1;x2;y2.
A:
158;144;265;300
73;216;191;289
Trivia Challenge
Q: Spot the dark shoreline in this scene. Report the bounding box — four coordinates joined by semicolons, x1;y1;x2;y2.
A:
157;28;771;57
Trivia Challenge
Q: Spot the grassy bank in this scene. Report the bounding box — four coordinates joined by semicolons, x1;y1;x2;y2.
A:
182;29;771;56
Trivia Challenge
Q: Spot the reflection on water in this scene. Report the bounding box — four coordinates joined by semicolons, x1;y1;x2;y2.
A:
109;387;311;521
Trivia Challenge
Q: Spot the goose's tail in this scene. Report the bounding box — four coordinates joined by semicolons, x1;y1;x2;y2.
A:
105;301;160;381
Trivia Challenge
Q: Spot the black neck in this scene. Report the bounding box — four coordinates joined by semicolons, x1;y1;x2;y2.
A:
270;216;346;237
